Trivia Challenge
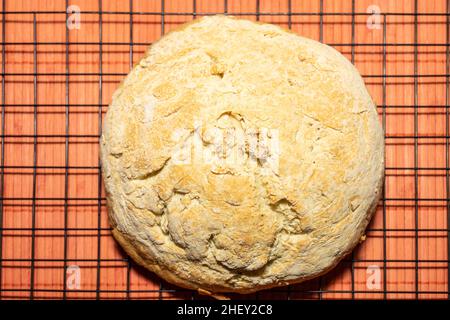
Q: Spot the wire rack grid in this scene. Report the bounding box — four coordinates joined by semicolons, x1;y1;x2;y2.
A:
0;0;449;300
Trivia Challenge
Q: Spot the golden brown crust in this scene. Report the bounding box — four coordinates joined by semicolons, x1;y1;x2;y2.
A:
101;15;384;295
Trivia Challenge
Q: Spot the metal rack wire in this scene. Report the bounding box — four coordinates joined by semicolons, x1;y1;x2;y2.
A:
0;0;449;299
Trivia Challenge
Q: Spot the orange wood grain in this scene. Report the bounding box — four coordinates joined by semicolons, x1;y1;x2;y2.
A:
0;0;448;299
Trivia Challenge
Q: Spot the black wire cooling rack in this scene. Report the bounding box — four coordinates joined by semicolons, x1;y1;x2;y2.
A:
0;0;449;299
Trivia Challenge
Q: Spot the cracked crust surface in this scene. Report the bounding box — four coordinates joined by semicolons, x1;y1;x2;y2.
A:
100;15;384;294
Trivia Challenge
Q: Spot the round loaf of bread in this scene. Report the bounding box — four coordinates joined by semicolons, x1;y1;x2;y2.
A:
100;15;384;294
